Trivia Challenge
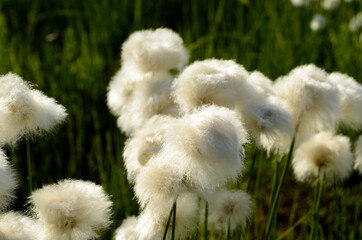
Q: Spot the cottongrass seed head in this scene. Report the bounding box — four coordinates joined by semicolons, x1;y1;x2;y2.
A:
164;105;248;197
123;115;175;183
292;132;353;183
134;192;199;240
114;216;138;240
310;14;327;31
328;72;362;130
30;179;112;240
274;64;341;143
353;135;362;174
0;211;44;240
209;189;252;232
0;149;17;211
121;28;189;73
172;59;253;113
0;73;67;144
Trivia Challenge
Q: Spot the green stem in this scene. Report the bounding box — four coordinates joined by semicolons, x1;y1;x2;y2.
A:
162;203;174;240
309;172;324;240
204;201;208;239
246;150;257;192
265;133;296;239
171;201;177;240
26;140;33;193
227;217;231;240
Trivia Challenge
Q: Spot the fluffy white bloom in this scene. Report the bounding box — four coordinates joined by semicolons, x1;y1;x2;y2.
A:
121;28;189;73
0;73;67;144
114;216;138;240
354;135;362;174
0;212;44;240
242;96;294;154
0;149;17;211
209;189;252;231
123;115;175;183
172;59;253;113
310;14;327;31
248;71;274;97
108;68;178;135
274;64;341;144
163;106;247;197
349;12;362;32
321;0;340;10
328;72;362;129
292;132;353;183
134;192;198;240
30;179;112;240
290;0;312;7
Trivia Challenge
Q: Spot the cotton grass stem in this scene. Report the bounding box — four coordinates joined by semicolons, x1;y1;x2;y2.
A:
162;203;174;240
227;217;231;240
309;172;324;240
26;140;33;193
246;151;257;192
171;201;177;240
204;201;208;239
265;133;296;239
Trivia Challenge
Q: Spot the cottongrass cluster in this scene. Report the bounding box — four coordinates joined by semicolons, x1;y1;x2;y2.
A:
0;73;112;239
108;28;362;239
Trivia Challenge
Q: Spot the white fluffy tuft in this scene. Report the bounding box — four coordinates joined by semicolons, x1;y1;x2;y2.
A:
209;189;253;231
0;73;67;144
354;135;362;174
292;132;353;183
30;179;112;240
172;59;253;113
274;64;341;144
0;149;17;211
0;211;44;240
328;72;362;130
121;28;189;73
114;216;138;240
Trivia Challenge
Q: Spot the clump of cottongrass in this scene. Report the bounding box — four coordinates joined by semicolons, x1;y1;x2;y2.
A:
0;73;67;144
172;59;253;114
30;179;112;240
134;106;247;210
354;135;362;174
310;14;327;31
292;132;353;183
114;216;138;240
274;64;341;144
107;28;188;135
163;106;248;197
208;189;252;234
0;149;17;211
134;192;199;240
0;211;44;240
241;96;294;155
123;115;175;183
328;72;362;129
121;28;189;73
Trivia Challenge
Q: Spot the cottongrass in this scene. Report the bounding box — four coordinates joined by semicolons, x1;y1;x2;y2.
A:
0;149;17;211
172;59;252;114
30;179;112;240
292;132;353;183
114;216;138;240
310;14;327;31
0;73;67;145
321;0;340;10
208;189;252;233
0;211;44;240
328;72;362;129
354;135;362;174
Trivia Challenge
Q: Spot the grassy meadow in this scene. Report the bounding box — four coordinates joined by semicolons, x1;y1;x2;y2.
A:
0;0;361;239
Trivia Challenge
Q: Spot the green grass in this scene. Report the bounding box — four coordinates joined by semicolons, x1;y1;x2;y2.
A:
1;0;361;239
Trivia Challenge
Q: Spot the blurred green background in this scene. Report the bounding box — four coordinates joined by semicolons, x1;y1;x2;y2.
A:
1;0;361;239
